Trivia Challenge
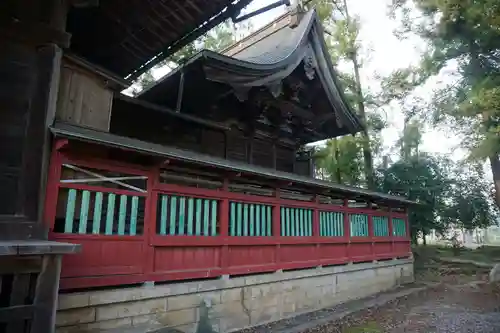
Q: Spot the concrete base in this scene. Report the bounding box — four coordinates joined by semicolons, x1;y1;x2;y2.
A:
56;259;413;333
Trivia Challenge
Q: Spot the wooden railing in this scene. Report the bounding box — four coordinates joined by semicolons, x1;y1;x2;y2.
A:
45;151;411;290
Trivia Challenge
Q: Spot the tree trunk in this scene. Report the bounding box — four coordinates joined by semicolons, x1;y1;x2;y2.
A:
342;0;375;190
333;138;342;183
489;154;500;209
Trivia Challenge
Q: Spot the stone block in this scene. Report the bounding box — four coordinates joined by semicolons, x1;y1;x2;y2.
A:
58;293;90;310
167;291;220;311
89;288;162;306
219;314;251;332
211;300;247;319
96;299;166;321
220;288;242;302
250;306;281;325
57;318;133;332
56;307;95;327
157;308;197;327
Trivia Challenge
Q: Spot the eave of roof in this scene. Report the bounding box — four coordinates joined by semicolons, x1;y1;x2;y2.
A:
138;9;364;141
50;122;416;205
67;0;253;79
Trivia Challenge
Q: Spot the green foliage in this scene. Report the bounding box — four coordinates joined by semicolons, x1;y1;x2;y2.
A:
380;155;449;239
134;21;246;93
315;136;364;185
380;155;496;240
388;0;500;207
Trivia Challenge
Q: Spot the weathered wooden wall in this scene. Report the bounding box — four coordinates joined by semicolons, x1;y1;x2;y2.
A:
110;100;311;176
0;0;65;239
56;59;113;132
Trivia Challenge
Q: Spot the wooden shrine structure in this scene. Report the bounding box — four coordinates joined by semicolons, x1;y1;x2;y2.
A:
1;0;412;332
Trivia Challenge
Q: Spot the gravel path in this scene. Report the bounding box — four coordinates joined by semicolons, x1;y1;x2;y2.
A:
304;282;500;333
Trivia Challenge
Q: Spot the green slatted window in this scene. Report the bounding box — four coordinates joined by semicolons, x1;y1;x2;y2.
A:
373;216;389;236
392;218;407;237
229;202;272;236
280;207;313;236
349;214;369;237
319;211;344;236
157;195;218;236
57;188;145;235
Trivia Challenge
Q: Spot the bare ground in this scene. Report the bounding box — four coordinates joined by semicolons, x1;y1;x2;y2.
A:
304;249;500;333
304;282;500;333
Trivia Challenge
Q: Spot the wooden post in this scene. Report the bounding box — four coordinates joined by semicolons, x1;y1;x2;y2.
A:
388;207;394;257
343;199;350;260
367;202;374;259
273;187;281;268
220;178;230;273
31;255;62;333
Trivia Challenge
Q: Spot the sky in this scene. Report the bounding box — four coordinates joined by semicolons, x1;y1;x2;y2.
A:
238;0;463;160
132;0;463;162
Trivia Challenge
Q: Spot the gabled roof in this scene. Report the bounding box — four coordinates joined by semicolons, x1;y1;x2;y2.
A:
138;9;363;143
67;0;253;79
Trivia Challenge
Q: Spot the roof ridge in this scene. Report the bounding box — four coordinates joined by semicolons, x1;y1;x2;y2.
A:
222;10;293;57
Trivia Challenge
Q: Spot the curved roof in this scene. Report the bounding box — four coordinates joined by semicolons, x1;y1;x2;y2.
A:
139;9;363;140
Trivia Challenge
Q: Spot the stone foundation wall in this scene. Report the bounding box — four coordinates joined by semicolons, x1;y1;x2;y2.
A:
56;259;413;333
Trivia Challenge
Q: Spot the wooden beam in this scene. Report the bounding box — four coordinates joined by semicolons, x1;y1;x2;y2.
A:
116;95;230;131
0;305;34;323
0;19;71;48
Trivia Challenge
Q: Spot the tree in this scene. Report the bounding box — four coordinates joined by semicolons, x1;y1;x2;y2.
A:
308;0;385;189
132;21;249;94
381;155;450;243
389;0;500;208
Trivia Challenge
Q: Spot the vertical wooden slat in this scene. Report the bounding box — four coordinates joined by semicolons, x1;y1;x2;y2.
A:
187;198;194;235
295;209;300;236
92;192;103;234
243;204;249;236
266;206;272;236
282;207;286;236
262;205;268;236
256;205;262;236
178;197;186;235
340;213;345;236
78;190;90;234
169;196;177;235
320;212;325;236
203;200;210;236
236;203;242;236
249;204;254;236
230;202;236;236
321;212;326;236
105;193;116;235
211;200;217;236
118;195;127;235
332;213;336;236
64;189;77;233
287;208;292;236
195;199;202;236
299;209;305;236
160;195;168;235
304;209;312;236
130;196;139;236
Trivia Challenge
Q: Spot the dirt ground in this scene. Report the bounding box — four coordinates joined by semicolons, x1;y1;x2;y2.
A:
237;247;500;333
305;247;500;333
304;282;500;333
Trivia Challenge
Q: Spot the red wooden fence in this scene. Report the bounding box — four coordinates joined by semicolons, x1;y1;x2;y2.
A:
45;147;411;290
